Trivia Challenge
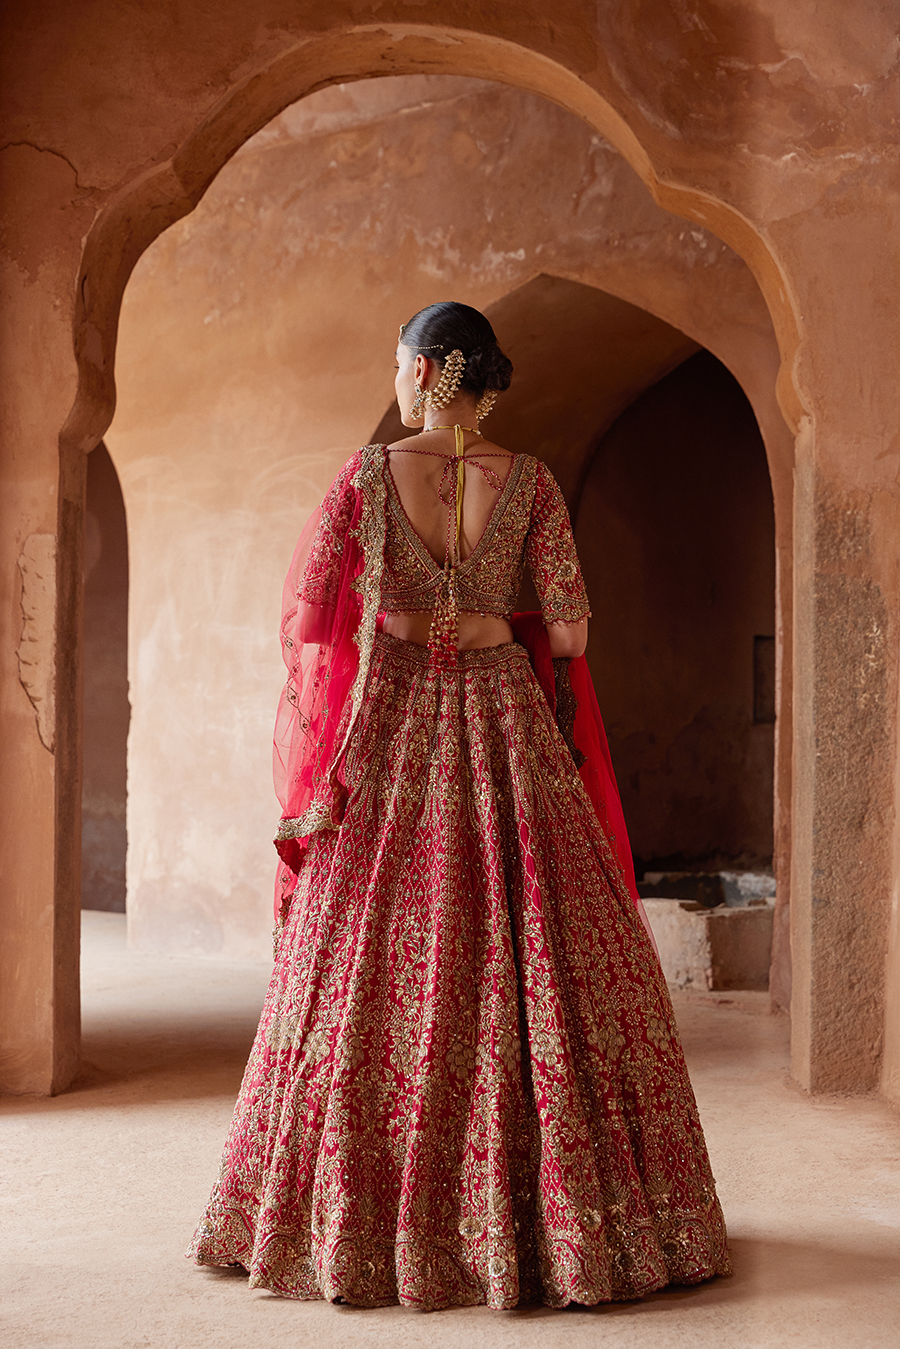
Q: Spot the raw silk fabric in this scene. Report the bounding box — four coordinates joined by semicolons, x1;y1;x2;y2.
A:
189;445;730;1308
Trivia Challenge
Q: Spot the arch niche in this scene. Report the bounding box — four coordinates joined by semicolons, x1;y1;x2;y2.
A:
58;27;798;1088
373;272;778;877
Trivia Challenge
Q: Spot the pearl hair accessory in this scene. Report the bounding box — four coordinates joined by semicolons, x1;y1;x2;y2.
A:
398;322;443;351
410;348;467;420
475;389;498;421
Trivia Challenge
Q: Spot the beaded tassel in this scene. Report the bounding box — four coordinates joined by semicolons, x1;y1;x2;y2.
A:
394;423;504;670
428;425;466;669
427;562;459;668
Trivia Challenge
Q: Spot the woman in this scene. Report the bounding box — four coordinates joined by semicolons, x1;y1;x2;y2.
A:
188;302;730;1310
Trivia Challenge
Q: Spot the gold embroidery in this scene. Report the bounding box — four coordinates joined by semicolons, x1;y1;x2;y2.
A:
298;458;358;606
190;634;730;1309
381;454;591;627
330;443;389;774
552;657;586;768
275;799;340;842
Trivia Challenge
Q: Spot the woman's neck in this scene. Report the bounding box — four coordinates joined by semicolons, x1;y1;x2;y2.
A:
421;401;480;433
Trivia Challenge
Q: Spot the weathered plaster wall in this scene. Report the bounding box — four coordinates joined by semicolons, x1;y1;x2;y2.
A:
1;1;896;1098
885;705;900;1101
105;78;781;959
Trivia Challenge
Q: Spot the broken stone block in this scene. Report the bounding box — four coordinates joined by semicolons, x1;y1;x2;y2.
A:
638;872;727;907
637;869;776;908
717;871;777;906
642;897;775;991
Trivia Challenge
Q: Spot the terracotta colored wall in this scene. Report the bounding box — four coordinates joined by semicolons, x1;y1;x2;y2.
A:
1;2;897;1100
577;350;775;870
82;444;129;913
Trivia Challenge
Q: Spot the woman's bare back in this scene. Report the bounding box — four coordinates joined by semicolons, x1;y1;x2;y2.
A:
385;435;514;565
382;431;516;650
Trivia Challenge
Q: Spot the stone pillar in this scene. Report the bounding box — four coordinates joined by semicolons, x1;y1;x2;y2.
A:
82;445;130;913
791;441;894;1091
883;799;900;1103
787;194;900;1094
0;146;87;1096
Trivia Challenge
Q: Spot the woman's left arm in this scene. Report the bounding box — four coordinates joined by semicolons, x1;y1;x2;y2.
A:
525;461;592;654
285;453;361;651
546;615;588;658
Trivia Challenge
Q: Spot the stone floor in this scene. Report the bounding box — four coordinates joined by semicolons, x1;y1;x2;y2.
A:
1;910;898;1349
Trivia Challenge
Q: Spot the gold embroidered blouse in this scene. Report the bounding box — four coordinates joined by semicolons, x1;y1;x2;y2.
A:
300;446;591;627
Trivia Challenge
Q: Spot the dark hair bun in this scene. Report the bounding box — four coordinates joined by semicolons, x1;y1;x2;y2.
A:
400;301;513;397
464;343;513;394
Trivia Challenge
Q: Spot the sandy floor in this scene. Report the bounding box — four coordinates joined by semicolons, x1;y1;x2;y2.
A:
1;910;898;1349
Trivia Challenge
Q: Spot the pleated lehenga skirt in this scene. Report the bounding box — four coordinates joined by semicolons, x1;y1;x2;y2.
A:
188;632;730;1308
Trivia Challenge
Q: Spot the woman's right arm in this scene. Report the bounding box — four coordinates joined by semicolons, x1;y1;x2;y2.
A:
295;599;334;645
288;454;360;648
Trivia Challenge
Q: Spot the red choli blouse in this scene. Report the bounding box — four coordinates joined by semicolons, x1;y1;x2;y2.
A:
300;446;591;627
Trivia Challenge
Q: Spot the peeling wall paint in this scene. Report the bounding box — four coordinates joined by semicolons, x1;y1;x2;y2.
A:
16;534;57;754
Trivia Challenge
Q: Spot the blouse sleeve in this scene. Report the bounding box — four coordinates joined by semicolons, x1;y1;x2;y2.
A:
297;454;360;606
525;460;591;625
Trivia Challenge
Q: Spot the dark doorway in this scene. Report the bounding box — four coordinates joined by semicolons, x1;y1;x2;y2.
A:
576;349;775;873
82;443;130;912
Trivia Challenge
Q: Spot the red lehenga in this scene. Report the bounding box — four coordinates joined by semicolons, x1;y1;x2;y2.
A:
188;441;730;1309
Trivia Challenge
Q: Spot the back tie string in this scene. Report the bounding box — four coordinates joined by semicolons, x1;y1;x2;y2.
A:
390;426;508;666
454;423;465;569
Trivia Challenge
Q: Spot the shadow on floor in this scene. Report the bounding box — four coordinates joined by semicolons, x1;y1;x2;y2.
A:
72;1016;263;1102
194;1233;900;1316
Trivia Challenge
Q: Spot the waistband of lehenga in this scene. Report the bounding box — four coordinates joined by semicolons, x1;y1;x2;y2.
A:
374;630;530;671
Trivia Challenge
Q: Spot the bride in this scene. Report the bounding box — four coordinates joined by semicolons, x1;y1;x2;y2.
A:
188;301;730;1309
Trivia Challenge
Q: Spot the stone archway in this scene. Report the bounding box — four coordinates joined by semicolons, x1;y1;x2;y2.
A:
3;0;896;1109
69;42;796;1083
8;23;808;1096
103;79;791;982
66;26;805;459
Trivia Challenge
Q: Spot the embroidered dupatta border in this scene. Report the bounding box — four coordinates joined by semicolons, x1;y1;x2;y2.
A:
333;442;389;773
274;443;387;846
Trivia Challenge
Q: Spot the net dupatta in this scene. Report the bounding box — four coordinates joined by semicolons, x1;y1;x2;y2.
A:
510;612;658;954
272;444;387;919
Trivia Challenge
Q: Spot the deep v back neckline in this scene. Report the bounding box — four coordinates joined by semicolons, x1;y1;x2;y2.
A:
384;445;521;574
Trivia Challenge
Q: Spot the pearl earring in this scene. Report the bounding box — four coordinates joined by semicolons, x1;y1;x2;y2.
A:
409;384;427;420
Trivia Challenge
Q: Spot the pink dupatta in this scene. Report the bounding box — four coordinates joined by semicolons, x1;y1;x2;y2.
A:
272;445;387;919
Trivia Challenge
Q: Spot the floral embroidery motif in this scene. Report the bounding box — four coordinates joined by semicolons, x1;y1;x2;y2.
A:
189;633;730;1309
523;463;592;624
300;450;590;628
298;458;358;607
